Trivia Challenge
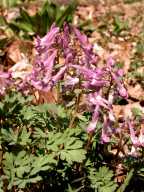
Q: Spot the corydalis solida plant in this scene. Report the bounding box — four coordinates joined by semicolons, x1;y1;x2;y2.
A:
0;24;129;143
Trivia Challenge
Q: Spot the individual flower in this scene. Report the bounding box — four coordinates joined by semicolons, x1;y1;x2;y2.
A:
0;71;12;95
86;105;100;133
88;92;110;109
128;120;144;147
61;23;70;50
86;92;115;135
101;116;111;143
65;75;79;86
70;64;108;90
52;66;67;85
73;27;92;52
107;56;115;67
35;24;59;52
73;27;98;66
106;57;128;99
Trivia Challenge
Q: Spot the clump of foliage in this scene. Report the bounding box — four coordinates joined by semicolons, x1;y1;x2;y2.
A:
113;16;129;36
0;0;25;8
0;0;77;39
0;91;117;191
0;24;144;191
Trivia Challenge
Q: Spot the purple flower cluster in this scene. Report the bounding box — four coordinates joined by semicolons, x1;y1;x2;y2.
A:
29;24;67;92
0;23;132;146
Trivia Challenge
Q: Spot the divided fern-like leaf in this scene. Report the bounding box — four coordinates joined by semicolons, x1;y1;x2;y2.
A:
88;166;117;192
2;151;57;189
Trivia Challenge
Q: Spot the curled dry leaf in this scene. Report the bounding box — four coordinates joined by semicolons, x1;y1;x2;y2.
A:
34;88;58;104
5;40;33;67
9;54;33;79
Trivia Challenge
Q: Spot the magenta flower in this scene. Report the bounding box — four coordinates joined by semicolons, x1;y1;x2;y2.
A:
70;64;108;90
88;92;110;109
73;27;92;52
86;92;115;136
139;128;144;146
0;23;133;149
86;120;98;133
52;66;67;84
73;27;98;66
61;23;70;49
117;84;128;98
35;24;59;51
111;68;128;98
108;109;115;122
106;57;128;99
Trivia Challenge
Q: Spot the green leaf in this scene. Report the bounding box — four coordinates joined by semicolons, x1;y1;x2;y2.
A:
65;139;83;150
33;127;48;139
67;149;86;162
117;169;134;192
89;166;117;192
2;151;56;189
131;107;143;118
19;127;31;145
30;155;57;176
0;16;7;26
60;149;86;164
0;0;21;8
56;3;76;27
3;152;15;190
20;8;33;25
9;21;34;33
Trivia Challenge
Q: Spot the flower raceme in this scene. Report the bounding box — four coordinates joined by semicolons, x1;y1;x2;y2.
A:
0;24;129;144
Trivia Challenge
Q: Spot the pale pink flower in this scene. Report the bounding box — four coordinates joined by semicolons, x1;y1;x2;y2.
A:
65;76;79;86
101;116;111;143
86;105;99;133
0;71;12;95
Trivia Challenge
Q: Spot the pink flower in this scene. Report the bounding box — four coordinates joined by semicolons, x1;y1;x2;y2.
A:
70;65;107;89
87;92;115;138
106;56;128;99
101;116;111;143
73;27;98;66
65;76;79;86
88;92;110;109
117;69;124;77
108;110;115;122
0;71;12;95
52;66;67;84
107;56;115;67
87;120;98;133
35;24;59;50
117;84;128;98
86;105;99;133
61;23;70;49
128;120;141;147
73;27;92;52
